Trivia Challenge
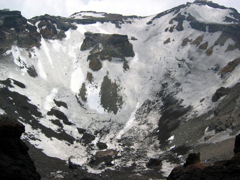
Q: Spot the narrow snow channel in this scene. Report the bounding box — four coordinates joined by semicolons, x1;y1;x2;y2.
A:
116;102;140;139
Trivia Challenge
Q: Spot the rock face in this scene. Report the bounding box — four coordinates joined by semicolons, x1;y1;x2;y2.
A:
167;134;240;180
0;116;40;180
0;11;79;54
29;14;77;40
0;10;41;54
81;32;135;71
100;75;123;114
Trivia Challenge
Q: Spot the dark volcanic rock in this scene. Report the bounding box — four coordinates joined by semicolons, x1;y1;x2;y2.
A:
81;32;134;71
47;108;72;125
81;32;134;57
89;57;103;71
146;158;162;168
147;4;187;25
53;99;68;109
29;14;77;40
97;142;108;150
89;149;118;167
79;83;87;101
71;11;142;28
27;65;38;78
212;87;230;102
169;13;185;31
68;156;79;169
0;10;41;54
77;128;87;134
183;152;206;168
234;134;240;154
0;116;40;180
100;75;123;114
80;133;95;145
167;134;240;180
157;93;191;149
219;58;240;75
181;37;192;46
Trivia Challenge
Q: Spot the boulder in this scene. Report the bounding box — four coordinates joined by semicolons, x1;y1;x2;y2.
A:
146;158;162;168
183;152;207;170
97;142;108;150
80;133;95;145
95;149;118;159
89;149;118;167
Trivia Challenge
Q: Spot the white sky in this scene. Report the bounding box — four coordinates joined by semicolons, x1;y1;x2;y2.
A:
0;0;239;19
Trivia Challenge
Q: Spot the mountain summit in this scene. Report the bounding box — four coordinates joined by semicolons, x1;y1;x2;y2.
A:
1;1;240;179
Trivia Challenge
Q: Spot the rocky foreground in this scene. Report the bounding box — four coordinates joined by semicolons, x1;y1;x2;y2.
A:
0;115;239;180
0;116;40;180
168;134;240;180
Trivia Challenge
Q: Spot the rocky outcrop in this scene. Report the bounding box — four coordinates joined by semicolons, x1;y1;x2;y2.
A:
164;38;171;44
0;116;40;180
89;149;118;168
181;38;192;46
97;142;108;150
100;75;123;114
47;108;72;125
219;58;240;75
212;87;230;102
167;134;240;180
81;32;134;71
147;4;187;25
0;11;80;55
71;11;142;28
29;14;77;40
146;158;162;168
0;10;41;54
80;133;95;145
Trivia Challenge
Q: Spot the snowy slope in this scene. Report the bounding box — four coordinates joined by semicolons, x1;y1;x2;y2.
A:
1;1;240;177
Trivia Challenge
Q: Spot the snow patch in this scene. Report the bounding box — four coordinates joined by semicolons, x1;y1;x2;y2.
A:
44;88;58;111
0;109;6;115
161;160;177;177
168;135;175;143
37;60;48;80
41;37;54;67
186;4;237;24
86;83;104;114
71;12;105;19
70;68;85;93
116;102;140;139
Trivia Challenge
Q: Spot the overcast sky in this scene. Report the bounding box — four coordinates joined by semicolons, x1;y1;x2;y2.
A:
1;0;239;19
